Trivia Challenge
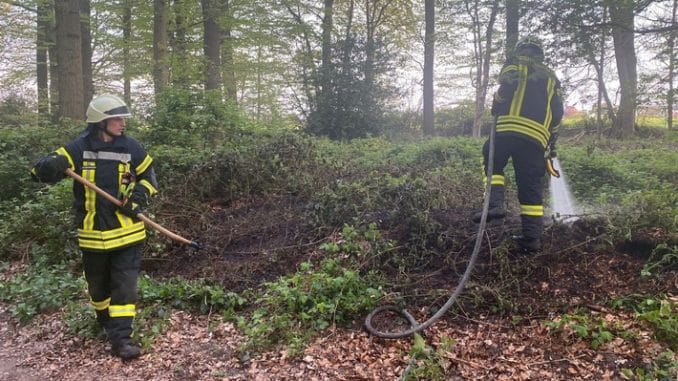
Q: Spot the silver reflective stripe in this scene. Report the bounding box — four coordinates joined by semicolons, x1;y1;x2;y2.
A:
83;151;132;162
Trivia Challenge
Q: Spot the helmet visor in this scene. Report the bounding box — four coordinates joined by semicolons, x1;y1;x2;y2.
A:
105;105;131;116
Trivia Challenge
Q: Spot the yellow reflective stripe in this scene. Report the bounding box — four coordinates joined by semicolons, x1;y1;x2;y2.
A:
497;115;550;147
77;222;146;250
109;304;136;318
520;204;544;216
116;210;135;228
500;64;518;76
139;179;158;196
91;297;111;311
544;77;556;129
78;221;145;239
55;147;75;169
82;160;97;230
136;155;153;175
118;162;128;197
491;175;505;186
78;230;146;250
509;65;529;115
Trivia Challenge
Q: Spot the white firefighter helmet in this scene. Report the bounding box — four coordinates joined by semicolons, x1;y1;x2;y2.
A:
86;94;131;123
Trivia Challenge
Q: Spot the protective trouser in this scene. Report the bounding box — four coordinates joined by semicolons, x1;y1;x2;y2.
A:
83;244;143;345
482;134;546;241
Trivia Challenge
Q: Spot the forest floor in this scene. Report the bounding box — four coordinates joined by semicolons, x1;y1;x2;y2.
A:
1;203;676;380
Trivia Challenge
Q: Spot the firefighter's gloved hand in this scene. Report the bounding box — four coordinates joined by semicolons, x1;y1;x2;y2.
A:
120;200;143;218
546;141;557;158
46;154;70;173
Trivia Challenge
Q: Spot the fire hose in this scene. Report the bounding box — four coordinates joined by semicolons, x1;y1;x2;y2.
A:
363;117;497;339
65;168;203;250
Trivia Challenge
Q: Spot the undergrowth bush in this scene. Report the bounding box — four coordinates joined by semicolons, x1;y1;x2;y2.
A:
0;256;84;322
237;258;382;356
0;122;80;203
138;274;247;315
144;89;244;147
0;181;77;261
562;137;677;240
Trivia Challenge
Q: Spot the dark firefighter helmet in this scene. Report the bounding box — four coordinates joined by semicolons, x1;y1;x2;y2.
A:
515;36;544;60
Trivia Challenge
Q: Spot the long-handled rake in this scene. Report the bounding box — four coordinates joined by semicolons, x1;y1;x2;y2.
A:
65;168;203;249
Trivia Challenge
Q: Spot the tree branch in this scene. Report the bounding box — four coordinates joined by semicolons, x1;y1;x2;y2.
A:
0;0;36;13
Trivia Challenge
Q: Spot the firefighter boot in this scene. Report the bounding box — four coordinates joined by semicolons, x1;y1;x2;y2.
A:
107;317;141;359
112;339;141;360
472;186;506;223
511;215;543;252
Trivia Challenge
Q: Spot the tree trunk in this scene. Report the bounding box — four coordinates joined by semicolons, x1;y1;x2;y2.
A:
284;2;318;114
341;0;355;73
222;0;237;104
80;0;93;106
37;0;50;116
595;6;613;138
668;0;677;130
364;0;377;87
423;0;435;136
122;0;132;105
320;0;334;98
201;0;223;92
55;0;84;121
469;0;499;137
153;0;170;96
47;0;59;122
609;1;637;138
172;0;190;89
505;0;519;58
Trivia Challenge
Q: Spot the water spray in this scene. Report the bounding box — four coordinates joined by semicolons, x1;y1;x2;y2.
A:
548;158;579;223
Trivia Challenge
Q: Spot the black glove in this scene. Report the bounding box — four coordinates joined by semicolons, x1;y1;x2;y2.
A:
49;154;70;172
547;132;558;158
120;200;143;218
32;154;70;183
119;190;149;218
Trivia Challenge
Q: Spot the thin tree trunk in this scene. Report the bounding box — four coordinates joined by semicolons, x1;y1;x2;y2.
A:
468;0;499;137
284;2;318;113
122;0;132;104
47;0;59;122
320;0;334;99
341;0;354;73
37;0;50;116
172;0;190;89
609;2;637;138
423;0;435;136
505;0;519;58
474;1;499;136
201;0;223;92
668;0;677;130
55;0;84;121
80;0;93;106
153;0;170;96
222;0;236;104
595;6;609;138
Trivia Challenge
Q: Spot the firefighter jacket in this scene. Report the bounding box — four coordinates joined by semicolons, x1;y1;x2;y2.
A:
492;55;564;149
31;127;158;251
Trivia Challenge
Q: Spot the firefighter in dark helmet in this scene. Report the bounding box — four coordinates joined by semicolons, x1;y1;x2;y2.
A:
473;36;564;252
31;94;158;359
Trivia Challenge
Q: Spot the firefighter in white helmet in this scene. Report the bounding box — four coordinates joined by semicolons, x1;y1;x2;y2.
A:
31;94;158;359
